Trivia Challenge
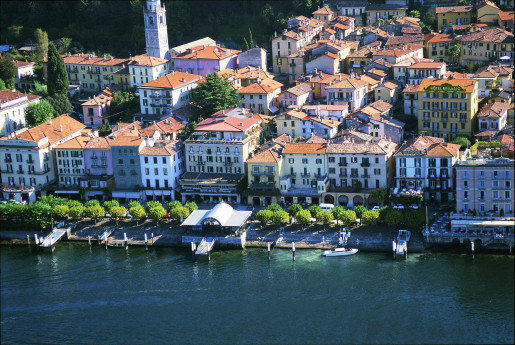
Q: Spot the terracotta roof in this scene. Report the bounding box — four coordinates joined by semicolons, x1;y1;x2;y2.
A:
369;99;393;113
426;33;453;43
55;134;91;149
379;81;400;90
416;78;477;93
370;58;393;68
238;79;283;94
282;84;312;97
305;134;328;143
282;31;304;41
195;114;261;132
473;65;514;78
283;143;326;154
81;93;112;107
313;5;334;15
12;60;34;68
108;135;143;147
61;54;129;66
478;0;498;9
0;90;40;103
326;139;396;155
499;10;515;21
456;28;514;43
140;117;185;136
173;45;240;60
368;68;387;77
311;117;341;128
348;41;382;58
140;140;179;156
128;54;168;66
403;84;418;93
360;74;381;88
386;34;424;46
334;23;350;31
300;104;348;111
435;6;473;14
401;26;422;35
474;130;499;137
395;136;460;157
278;109;309;120
247;143;282;163
478;102;509;118
273;134;292;146
140;71;202;89
85;136;111;149
0;114;85;146
443;71;471;79
347;41;360;51
408;62;446;69
373;44;424;58
326;78;368;89
235;66;273;81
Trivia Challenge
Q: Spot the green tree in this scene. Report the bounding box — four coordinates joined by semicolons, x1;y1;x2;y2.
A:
385;210;402;227
316;210;333;227
25;100;56;127
28;202;51;220
354;205;367;219
145;200;162;213
103;200;119;214
271;210;289;225
379;206;390;220
110;206;126;226
7;25;24;45
288;203;302;217
369;187;387;206
87;205;104;224
97;122;112;137
0;55;16;89
266;203;282;213
148;205;166;224
84;199;100;208
127;200;142;210
52;205;69;219
458;0;469;5
404;209;425;227
66;199;82;209
408;10;420;18
190;73;239;118
39;195;68;208
184;201;198;213
129;205;146;225
29;81;48;97
446;44;461;64
452;136;471;148
256;209;273;225
308;205;322;218
69;206;85;221
47;93;73;115
169;206;190;222
167;200;182;212
0;79;6;90
362;211;380;225
57;37;72;54
332;206;345;225
46;42;69;97
34;28;48;61
108;91;139;122
295;209;312;225
341;210;357;227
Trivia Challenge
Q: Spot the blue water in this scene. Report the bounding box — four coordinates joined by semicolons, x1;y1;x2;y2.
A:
1;244;514;344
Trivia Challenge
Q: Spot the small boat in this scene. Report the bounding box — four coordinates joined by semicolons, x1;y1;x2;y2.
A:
323;247;358;256
106;240;125;247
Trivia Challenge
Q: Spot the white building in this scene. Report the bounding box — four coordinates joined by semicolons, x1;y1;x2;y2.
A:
0;115;86;202
406;61;447;85
0;90;40;137
326;78;369;112
129;54;170;87
138;71;202;116
477;102;509;131
238;79;283;115
13;60;35;90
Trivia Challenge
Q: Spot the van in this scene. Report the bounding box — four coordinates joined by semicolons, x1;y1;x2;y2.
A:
319;203;334;212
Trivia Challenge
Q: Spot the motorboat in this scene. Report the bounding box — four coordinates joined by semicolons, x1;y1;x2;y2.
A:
323;247;358;256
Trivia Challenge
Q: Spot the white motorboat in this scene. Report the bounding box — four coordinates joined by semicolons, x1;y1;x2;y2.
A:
323;247;358;256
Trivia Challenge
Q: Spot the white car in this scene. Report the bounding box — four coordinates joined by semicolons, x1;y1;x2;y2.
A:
371;206;381;212
395;204;405;210
410;204;419;210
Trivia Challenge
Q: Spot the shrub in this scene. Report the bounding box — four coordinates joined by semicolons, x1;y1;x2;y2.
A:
341;210;357;227
148;205;166;223
266;203;282;213
145;200;162;213
287;203;302;217
103;200;119;214
84;199;100;208
308;205;322;218
385;210;402;227
66;200;82;209
127;200;142;210
295;209;312;225
316;210;333;225
362;211;379;225
332;206;345;225
184;201;198;213
87;205;104;223
52;205;69;219
167;200;182;211
69;206;85;220
354;205;367;218
169;206;190;221
271;210;289;225
129;206;146;224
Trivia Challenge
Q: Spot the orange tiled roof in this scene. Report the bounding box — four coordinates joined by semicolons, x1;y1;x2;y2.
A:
379;81;400;90
54;134;91;149
61;54;129;66
238;79;283;94
408;62;446;69
247;143;283;163
313;5;334;15
435;6;473;14
140;117;185;136
373;44;424;58
499;10;515;21
478;102;509;118
12;60;34;68
283;143;326;154
0;90;40;103
456;27;514;43
81;93;112;106
386;34;424;46
326;78;368;89
173;45;240;60
416;78;477;93
140;140;179;156
140;71;202;89
85;136;111;149
129;54;168;66
305;134;328;144
426;33;453;43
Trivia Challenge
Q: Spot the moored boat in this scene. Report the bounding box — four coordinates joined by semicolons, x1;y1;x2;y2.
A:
323;247;358;256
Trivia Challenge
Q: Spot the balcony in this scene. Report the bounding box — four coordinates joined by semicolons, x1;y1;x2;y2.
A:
249;183;276;191
196;161;206;165
92;164;107;168
26;158;35;163
224;161;233;166
300;172;311;177
28;168;50;175
360;162;370;167
338;162;348;166
441;117;449;122
422;117;430;121
350;173;359;178
361;174;370;178
0;169;13;174
87;69;101;74
459;118;468;122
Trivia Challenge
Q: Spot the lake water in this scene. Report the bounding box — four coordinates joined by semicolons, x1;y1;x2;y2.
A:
1;244;513;344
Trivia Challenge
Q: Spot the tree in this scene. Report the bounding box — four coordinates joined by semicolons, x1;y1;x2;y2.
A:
97;122;112;137
452;136;471;148
47;93;73;115
57;37;72;54
28;202;51;220
110;206;126;226
184;201;198;213
148;205;166;224
169;206;190;222
316;210;333;227
145;200;162;213
0;55;16;89
362;211;379;225
0;79;6;90
385;210;402;227
369;187;387;206
308;205;322;218
85;199;100;208
256;209;273;225
332;206;345;225
52;205;69;219
25;100;55;127
190;73;239;118
87;205;104;224
271;210;289;225
108;91;139;122
354;205;367;219
129;205;146;225
39;195;68;208
127;200;142;210
266;203;282;213
7;25;24;45
458;0;469;5
341;210;357;227
288;203;302;217
408;10;420;18
404;209;425;227
167;200;182;212
67;199;82;209
46;42;69;97
34;28;48;61
352;180;362;192
103;200;119;214
446;44;461;65
295;209;312;225
69;206;85;221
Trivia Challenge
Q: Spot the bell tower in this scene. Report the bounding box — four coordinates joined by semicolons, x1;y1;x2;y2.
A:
143;0;169;59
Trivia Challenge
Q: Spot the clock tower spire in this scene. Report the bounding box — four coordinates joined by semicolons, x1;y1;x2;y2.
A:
143;0;169;59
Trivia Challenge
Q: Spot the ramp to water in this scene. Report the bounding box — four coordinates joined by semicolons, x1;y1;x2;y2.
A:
195;238;216;255
40;229;67;247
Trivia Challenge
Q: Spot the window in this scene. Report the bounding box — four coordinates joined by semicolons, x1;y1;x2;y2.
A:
350;157;357;163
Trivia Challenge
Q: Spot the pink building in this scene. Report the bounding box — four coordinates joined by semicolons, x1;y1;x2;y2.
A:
170;45;240;77
81;93;112;128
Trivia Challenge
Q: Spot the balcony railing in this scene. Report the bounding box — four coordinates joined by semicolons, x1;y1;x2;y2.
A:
339;173;347;177
300;172;311;177
338;162;347;166
360;162;370;167
16;169;24;174
28;168;50;175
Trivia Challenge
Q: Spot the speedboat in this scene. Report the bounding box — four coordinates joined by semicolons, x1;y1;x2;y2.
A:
323;247;358;256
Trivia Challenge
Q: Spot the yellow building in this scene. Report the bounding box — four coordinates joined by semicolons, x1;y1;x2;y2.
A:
365;4;407;26
296;71;349;99
456;28;515;69
435;6;473;31
477;0;500;24
425;33;454;63
112;65;130;91
312;5;335;22
246;142;284;206
416;78;479;141
375;81;400;105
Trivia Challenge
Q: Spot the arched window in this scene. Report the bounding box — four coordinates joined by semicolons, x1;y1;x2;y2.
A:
149;16;154;26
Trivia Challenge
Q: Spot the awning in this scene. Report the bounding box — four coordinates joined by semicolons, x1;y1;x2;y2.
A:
500;56;511;60
55;190;80;194
144;190;172;196
112;191;141;198
352;64;361;68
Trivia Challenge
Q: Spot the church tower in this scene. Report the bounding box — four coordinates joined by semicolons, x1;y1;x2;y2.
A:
143;0;169;59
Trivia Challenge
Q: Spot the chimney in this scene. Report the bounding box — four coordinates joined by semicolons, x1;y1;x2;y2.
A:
239;122;243;126
59;125;63;132
339;75;342;81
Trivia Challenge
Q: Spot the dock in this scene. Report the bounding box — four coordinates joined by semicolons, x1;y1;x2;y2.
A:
195;237;216;255
39;228;68;248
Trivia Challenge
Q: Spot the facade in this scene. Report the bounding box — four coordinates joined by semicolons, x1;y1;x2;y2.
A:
472;65;513;97
375;81;401;105
54;134;91;199
416;78;479;140
81;93;112;129
425;33;454;63
238;79;283;115
278;84;313;110
455;157;514;215
180;108;262;204
143;0;170;59
435;5;473;31
296;71;349;99
238;48;267;70
394;136;460;202
128;54;170;87
0;90;40;137
246;142;284;206
326;78;369;111
0;115;86;202
271;31;309;74
372;44;425;65
312;5;335;22
82;136;115;201
477;102;509;131
13;60;35;90
365;3;407;26
112;65;131;91
170;45;240;77
138;71;202;116
477;0;500;24
456;28;514;68
406;62;447;85
403;84;419;117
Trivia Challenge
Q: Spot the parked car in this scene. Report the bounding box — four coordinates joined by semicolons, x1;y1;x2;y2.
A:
371;206;381;212
410;204;419;210
393;204;404;211
104;212;111;218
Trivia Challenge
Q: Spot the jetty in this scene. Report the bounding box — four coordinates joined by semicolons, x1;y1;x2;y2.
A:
39;228;68;248
195;237;216;255
393;230;410;260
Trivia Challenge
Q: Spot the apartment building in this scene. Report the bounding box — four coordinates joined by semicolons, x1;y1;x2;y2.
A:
128;54;170;87
456;28;514;69
13;60;35;90
416;78;479;140
394;136;460;202
170;45;240;77
180;108;262;204
477;102;509;131
0;90;40;137
365;3;408;26
278;84;313;109
406;62;447;85
425;33;454;63
81;93;112;129
372;44;424;65
271;31;310;75
0;115;86;202
312;5;335;22
435;5;473;31
326;78;369;111
276;109;341;139
472;64;514;97
82;136;115;201
295;71;350;99
238;79;283;115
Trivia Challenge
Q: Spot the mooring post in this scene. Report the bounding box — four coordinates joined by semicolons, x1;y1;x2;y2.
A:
191;241;196;259
124;232;128;251
322;236;325;249
104;232;108;250
471;241;475;260
34;234;39;245
393;240;397;260
404;243;408;260
144;233;148;251
27;235;30;246
292;242;296;261
267;242;271;261
88;236;91;246
151;233;154;244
